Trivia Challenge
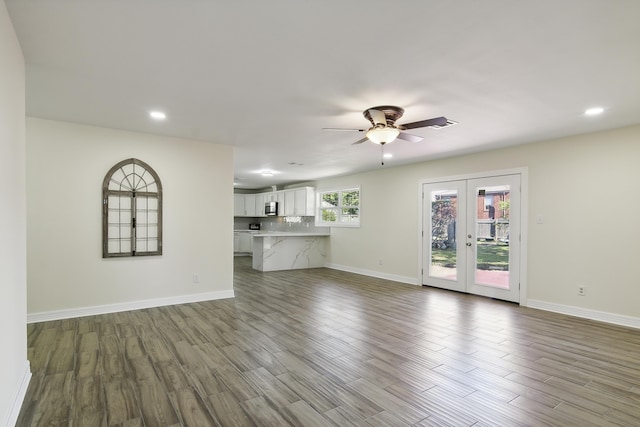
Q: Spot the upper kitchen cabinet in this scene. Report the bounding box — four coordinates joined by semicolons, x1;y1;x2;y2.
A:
235;193;257;217
234;187;315;217
264;192;279;203
283;190;295;216
283;187;315;216
277;191;286;215
244;194;257;217
234;194;246;216
255;193;266;217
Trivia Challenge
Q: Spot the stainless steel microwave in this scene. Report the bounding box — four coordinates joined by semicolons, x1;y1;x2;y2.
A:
265;201;278;216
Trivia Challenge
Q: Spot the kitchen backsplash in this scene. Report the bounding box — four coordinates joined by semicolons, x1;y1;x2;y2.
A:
234;216;329;233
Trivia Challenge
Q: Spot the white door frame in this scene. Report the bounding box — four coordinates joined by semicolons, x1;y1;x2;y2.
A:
418;167;529;307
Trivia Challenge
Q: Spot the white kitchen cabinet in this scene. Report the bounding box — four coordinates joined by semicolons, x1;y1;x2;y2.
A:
276;191;285;215
234;231;253;253
234;193;263;217
284;190;295;216
282;187;315;216
255;193;266;217
234;194;245;216
239;233;253;252
244;194;257;217
264;192;278;202
294;187;315;216
234;188;314;217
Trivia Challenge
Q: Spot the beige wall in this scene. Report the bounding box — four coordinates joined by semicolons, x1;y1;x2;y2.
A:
0;1;28;423
315;125;640;318
26;118;234;314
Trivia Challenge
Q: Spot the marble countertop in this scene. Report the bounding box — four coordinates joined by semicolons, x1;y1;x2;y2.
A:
252;232;330;237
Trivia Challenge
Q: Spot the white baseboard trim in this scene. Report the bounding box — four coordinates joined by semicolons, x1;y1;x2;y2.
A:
27;289;235;323
325;263;418;286
4;361;31;427
527;299;640;330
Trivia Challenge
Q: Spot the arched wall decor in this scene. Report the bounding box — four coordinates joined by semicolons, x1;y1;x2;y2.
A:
102;158;163;258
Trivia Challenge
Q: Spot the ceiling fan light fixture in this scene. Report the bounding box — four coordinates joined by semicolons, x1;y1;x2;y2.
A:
366;127;400;144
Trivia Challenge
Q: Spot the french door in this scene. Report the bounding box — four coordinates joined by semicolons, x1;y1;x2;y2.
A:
422;174;521;302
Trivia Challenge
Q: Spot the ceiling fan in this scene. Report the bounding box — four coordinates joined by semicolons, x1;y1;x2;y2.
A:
324;105;449;145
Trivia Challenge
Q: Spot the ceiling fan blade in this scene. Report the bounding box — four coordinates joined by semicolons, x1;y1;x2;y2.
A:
397;132;424;143
322;127;366;132
352;137;369;145
400;116;448;130
368;108;387;126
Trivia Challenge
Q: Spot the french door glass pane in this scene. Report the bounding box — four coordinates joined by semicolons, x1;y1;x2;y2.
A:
474;185;510;288
430;189;458;280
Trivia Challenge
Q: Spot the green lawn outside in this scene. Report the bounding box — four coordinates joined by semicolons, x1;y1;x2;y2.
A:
432;241;509;271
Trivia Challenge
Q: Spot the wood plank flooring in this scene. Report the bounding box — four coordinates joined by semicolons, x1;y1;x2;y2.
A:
17;257;640;426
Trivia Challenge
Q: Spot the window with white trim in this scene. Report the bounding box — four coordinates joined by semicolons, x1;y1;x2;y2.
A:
316;187;360;227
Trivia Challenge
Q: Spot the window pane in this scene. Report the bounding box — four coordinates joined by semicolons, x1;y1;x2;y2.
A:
321;192;339;207
342;190;359;206
136;197;148;209
120;197;131;209
119;210;131;223
341;207;359;222
147;240;158;252
108;170;125;190
321;208;338;222
108;225;130;239
430;189;458;280
108;239;131;254
107;210;119;224
136;240;148;252
147;212;158;224
108;195;120;208
475;185;510;288
107;240;120;253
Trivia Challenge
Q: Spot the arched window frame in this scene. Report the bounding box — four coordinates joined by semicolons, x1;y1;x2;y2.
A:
102;158;163;258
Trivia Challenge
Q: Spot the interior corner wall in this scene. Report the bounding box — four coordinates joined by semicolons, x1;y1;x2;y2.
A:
314;124;640;319
0;1;29;425
26;118;234;316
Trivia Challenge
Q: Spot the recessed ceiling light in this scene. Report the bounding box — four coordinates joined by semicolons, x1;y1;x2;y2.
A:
383;153;393;159
260;170;274;177
149;111;167;120
584;107;604;116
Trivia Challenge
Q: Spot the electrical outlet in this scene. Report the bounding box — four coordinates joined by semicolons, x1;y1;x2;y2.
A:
193;274;200;284
578;286;586;296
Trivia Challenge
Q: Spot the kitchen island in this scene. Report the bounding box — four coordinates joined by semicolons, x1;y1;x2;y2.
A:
252;232;330;272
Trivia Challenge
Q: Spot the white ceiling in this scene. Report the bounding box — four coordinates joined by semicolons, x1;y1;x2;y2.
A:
6;0;640;189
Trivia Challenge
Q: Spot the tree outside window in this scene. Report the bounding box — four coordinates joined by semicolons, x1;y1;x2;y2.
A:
317;187;360;227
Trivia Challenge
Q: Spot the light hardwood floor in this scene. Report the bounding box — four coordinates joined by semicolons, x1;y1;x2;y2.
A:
17;257;640;426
